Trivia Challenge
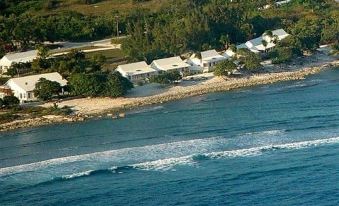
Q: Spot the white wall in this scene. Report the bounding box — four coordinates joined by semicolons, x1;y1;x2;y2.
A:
5;80;30;102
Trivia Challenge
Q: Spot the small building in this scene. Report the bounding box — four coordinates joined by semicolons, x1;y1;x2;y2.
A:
4;72;67;103
151;56;190;75
262;29;290;42
244;29;290;53
200;50;227;72
222;49;236;58
0;50;38;75
116;61;158;83
245;36;275;53
185;57;204;74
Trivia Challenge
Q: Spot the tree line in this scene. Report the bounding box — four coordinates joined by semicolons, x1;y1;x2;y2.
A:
122;0;338;63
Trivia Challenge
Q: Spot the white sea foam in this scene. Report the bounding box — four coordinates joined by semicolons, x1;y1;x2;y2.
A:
240;129;285;137
2;136;339;176
61;170;93;180
0;137;227;176
131;136;339;171
132;156;194;171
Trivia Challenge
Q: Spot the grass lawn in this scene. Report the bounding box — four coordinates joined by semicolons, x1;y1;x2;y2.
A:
86;49;128;71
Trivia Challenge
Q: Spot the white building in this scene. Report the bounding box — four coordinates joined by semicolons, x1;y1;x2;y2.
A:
187;50;227;73
263;29;290;42
185;56;204;74
0;50;38;74
222;49;236;58
200;50;227;72
151;56;190;75
116;61;158;83
244;28;290;53
4;72;67;103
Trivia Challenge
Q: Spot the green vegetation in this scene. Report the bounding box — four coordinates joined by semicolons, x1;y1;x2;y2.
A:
0;104;73;124
270;47;294;64
237;49;262;71
34;78;62;101
69;72;133;97
1;96;20;108
150;71;182;84
214;60;237;77
1;0;337;59
85;49;127;71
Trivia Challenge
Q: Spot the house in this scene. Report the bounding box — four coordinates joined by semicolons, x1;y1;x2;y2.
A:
151;56;190;75
4;72;67;103
199;50;227;72
245;36;275;53
116;61;158;83
223;49;236;58
0;50;38;75
262;29;290;42
185;57;204;74
245;29;290;53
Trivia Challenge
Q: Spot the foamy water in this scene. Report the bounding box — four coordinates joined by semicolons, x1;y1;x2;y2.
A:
2;135;339;181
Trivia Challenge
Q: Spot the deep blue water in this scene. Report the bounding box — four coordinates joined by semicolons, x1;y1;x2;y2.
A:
1;68;339;205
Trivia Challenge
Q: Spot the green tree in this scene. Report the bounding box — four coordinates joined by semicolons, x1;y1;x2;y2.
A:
6;62;31;77
0;98;4;108
292;17;322;52
270;47;293;64
150;70;182;84
104;72;133;97
37;45;50;59
239;50;262;71
219;35;230;49
68;73;105;96
262;39;268;51
34;78;62;101
214;60;237;76
3;96;19;107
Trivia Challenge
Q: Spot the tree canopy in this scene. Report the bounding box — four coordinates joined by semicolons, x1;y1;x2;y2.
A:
214;60;237;76
34;78;62;101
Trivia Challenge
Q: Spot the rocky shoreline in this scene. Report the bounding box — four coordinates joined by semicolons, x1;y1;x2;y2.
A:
0;60;338;133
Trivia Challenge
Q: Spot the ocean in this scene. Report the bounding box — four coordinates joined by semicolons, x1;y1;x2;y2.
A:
0;68;339;205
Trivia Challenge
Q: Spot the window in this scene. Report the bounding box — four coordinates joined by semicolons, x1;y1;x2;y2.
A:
28;92;31;99
20;94;22;99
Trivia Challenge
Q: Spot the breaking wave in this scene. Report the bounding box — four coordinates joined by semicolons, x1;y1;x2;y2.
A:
1;135;339;183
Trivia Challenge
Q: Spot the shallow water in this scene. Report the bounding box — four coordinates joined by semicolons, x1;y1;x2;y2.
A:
1;68;339;205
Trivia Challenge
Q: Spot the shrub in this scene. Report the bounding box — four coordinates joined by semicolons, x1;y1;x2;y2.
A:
214;60;237;76
0;98;4;108
34;78;62;101
3;96;20;107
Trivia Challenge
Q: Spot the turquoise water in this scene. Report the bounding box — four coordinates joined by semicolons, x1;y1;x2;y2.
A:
1;68;339;205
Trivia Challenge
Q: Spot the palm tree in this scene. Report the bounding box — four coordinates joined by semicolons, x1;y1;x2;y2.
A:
272;34;279;44
219;35;230;50
264;30;273;38
262;39;268;52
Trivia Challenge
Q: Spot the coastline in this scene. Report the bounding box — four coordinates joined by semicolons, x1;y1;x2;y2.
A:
0;57;338;132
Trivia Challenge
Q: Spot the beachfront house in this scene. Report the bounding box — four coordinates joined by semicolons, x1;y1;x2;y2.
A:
116;61;158;83
4;72;67;103
0;50;38;75
223;49;236;59
185;56;204;74
151;56;190;75
200;50;227;72
244;29;290;53
262;29;290;42
188;50;227;73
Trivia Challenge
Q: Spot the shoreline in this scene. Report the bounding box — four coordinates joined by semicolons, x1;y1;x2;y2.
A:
0;58;338;132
